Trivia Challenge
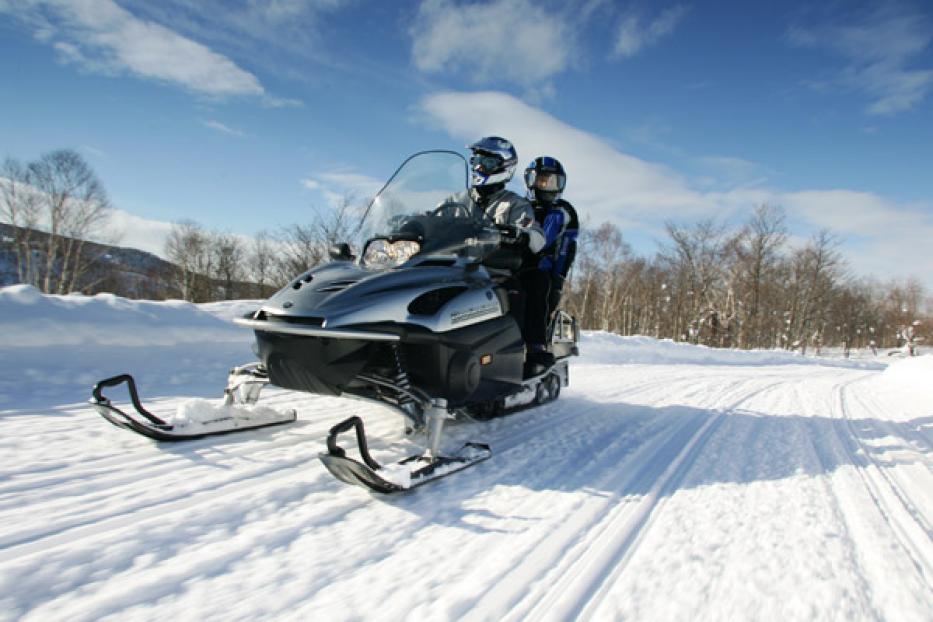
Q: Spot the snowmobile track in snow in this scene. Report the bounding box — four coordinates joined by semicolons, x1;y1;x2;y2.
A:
831;379;933;584
468;377;788;621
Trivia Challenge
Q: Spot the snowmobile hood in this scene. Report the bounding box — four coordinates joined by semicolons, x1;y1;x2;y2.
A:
249;256;500;335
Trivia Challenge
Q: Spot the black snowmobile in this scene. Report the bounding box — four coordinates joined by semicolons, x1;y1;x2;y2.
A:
91;150;578;492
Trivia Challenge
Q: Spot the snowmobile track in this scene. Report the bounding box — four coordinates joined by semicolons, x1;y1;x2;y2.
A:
832;380;933;584
0;445;336;561
470;377;788;621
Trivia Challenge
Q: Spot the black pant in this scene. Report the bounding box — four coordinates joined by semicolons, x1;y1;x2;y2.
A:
519;269;552;347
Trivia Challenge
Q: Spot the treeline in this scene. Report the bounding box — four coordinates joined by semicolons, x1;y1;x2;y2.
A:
562;205;929;351
2;148;928;351
162;197;360;302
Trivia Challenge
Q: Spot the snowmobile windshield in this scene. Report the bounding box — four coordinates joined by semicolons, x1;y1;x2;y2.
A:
357;151;499;268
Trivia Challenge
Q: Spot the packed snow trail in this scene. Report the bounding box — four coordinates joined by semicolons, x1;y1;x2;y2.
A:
0;287;930;621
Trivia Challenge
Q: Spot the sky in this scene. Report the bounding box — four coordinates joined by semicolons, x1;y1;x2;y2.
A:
1;0;932;289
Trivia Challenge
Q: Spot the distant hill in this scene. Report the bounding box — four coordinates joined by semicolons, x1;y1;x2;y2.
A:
1;222;182;299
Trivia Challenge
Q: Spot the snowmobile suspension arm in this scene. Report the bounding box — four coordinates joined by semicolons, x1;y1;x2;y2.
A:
326;416;382;472
91;374;167;426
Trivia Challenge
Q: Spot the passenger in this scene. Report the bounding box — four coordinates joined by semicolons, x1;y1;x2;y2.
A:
522;156;579;376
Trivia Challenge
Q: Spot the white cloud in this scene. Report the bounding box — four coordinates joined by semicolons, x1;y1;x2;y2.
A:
420;90;712;227
693;155;771;189
614;5;690;59
101;208;175;258
301;171;385;209
118;0;350;76
2;0;266;98
779;190;933;280
410;0;573;93
261;95;304;109
201;119;245;137
103;208;258;260
788;5;933;115
419;90;933;287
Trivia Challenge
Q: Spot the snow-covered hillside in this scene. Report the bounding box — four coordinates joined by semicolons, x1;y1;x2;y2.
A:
0;286;930;621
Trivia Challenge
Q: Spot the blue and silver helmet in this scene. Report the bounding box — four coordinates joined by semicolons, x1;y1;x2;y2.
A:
524;156;566;202
468;136;518;187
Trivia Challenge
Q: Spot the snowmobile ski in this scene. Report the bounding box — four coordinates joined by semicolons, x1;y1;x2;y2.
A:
319;415;491;493
90;370;296;441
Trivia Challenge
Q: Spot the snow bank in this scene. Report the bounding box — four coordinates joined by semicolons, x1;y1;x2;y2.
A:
579;332;885;370
880;355;933;400
0;286;261;404
0;285;256;347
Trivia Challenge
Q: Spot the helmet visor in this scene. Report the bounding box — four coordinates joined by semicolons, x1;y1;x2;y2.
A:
533;171;565;192
471;153;503;174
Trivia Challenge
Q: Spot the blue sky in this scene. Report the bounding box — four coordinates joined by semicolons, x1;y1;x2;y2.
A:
1;0;932;287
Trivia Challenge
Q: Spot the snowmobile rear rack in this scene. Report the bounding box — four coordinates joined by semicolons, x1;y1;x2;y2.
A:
319;413;491;493
90;368;296;442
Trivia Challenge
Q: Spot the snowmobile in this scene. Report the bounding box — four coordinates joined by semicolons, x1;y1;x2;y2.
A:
91;150;579;492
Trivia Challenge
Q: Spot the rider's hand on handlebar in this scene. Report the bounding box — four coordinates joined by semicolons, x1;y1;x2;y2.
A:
495;224;528;247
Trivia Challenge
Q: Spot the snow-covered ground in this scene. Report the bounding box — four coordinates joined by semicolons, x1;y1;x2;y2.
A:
0;285;930;621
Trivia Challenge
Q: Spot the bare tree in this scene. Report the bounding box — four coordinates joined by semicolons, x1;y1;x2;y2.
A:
248;230;275;297
165;220;212;301
1;150;113;293
0;157;41;284
271;192;367;286
661;219;728;344
734;204;787;348
784;229;843;351
211;232;245;300
28;150;113;293
272;223;326;286
312;192;364;248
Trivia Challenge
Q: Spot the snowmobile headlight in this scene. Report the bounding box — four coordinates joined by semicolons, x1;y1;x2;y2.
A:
363;239;421;268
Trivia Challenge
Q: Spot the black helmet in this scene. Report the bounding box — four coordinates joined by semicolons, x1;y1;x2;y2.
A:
468;136;518;188
524;156;566;202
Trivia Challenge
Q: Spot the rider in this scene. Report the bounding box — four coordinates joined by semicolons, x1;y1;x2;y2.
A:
522;156;579;375
462;138;548;368
466;136;545;253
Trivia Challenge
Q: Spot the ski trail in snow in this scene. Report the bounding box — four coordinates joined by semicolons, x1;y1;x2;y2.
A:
464;376;787;622
831;379;933;584
532;381;787;621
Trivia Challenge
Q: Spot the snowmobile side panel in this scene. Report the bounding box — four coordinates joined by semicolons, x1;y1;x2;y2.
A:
401;315;525;403
234;317;401;341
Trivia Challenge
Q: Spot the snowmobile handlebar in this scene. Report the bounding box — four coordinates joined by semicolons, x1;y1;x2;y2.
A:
91;374;167;427
494;223;528;247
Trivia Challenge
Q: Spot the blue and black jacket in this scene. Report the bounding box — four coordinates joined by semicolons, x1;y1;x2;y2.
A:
533;199;579;284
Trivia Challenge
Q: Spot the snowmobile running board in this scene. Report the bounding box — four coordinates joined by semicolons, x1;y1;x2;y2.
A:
319;416;491;493
90;371;296;441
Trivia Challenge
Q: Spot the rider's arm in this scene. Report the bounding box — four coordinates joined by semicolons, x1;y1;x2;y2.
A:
490;195;545;253
540;208;565;249
553;201;579;278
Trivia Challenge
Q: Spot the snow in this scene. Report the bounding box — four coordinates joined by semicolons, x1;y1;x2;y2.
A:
1;285;931;621
882;354;933;397
168;399;294;432
0;285;251;347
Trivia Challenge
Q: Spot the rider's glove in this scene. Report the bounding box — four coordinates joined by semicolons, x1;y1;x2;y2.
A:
496;224;529;247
